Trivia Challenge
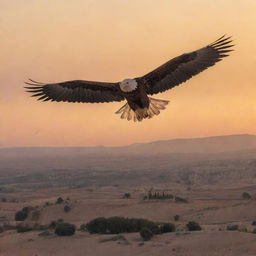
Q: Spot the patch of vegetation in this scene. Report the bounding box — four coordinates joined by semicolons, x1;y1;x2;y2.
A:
64;205;71;213
186;221;202;231
252;221;256;226
175;196;188;203
145;190;174;200
226;224;239;231
56;197;64;204
140;228;153;241
45;201;52;206
252;228;256;234
85;217;160;234
174;215;180;221
55;222;76;236
15;210;28;221
15;206;34;221
49;219;64;229
242;192;251;200
123;193;131;199
159;223;176;233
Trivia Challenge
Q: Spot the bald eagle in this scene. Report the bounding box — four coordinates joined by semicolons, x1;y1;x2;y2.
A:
25;35;234;122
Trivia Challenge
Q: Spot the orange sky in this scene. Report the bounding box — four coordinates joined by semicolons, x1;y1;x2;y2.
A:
0;0;256;147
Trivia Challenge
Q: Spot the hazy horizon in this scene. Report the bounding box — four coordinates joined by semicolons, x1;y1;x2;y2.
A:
1;0;256;147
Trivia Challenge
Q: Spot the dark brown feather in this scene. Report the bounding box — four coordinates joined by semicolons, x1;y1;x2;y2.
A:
25;80;124;103
137;35;234;95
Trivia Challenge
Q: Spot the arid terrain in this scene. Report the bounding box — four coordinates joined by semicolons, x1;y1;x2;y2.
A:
1;134;256;256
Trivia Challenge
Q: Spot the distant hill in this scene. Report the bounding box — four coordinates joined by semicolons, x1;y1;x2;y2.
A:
0;134;256;188
125;134;256;154
1;134;255;156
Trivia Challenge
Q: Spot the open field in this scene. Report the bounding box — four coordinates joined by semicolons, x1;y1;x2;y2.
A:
1;135;256;256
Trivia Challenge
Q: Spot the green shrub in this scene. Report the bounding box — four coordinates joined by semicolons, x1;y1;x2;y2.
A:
252;221;256;226
55;222;76;236
174;215;180;221
123;193;131;199
85;217;159;234
79;224;87;232
186;221;202;231
56;197;64;204
242;192;251;200
175;196;188;203
226;224;239;231
64;205;71;213
15;210;28;221
140;228;153;241
159;223;176;233
252;228;256;234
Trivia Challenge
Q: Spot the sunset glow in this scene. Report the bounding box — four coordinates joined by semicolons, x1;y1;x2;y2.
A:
1;0;255;147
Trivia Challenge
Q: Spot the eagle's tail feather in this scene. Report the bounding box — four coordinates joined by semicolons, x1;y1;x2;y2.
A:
115;97;169;122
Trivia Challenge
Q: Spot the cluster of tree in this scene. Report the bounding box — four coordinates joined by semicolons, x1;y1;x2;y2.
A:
15;206;34;221
83;216;175;235
144;191;174;200
1;218;76;236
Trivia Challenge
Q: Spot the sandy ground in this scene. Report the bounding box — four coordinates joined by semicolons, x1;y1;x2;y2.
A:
1;185;256;256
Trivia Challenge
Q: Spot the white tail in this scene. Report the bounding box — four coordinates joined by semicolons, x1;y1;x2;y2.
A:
115;97;169;122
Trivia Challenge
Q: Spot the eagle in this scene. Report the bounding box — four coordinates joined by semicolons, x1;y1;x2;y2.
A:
25;35;234;122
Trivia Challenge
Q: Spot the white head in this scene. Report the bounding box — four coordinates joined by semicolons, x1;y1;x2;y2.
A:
119;78;138;92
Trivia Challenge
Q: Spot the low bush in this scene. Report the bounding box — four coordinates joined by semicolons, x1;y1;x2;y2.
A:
174;215;180;221
252;221;256;226
15;210;28;221
64;205;71;213
159;223;176;233
226;224;239;231
242;192;251;200
55;222;76;236
175;196;188;203
85;217;160;234
123;193;131;199
186;221;202;231
16;225;33;233
140;228;153;241
56;197;64;204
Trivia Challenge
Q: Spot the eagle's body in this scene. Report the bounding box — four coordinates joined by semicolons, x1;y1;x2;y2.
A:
25;35;234;121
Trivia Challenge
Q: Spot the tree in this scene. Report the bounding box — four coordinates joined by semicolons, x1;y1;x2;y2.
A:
174;215;180;221
123;193;131;199
55;222;76;236
186;221;202;231
15;210;28;221
64;205;71;213
242;192;251;200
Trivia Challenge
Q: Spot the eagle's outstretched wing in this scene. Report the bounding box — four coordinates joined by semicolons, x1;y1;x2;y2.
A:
137;35;234;95
25;79;124;103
